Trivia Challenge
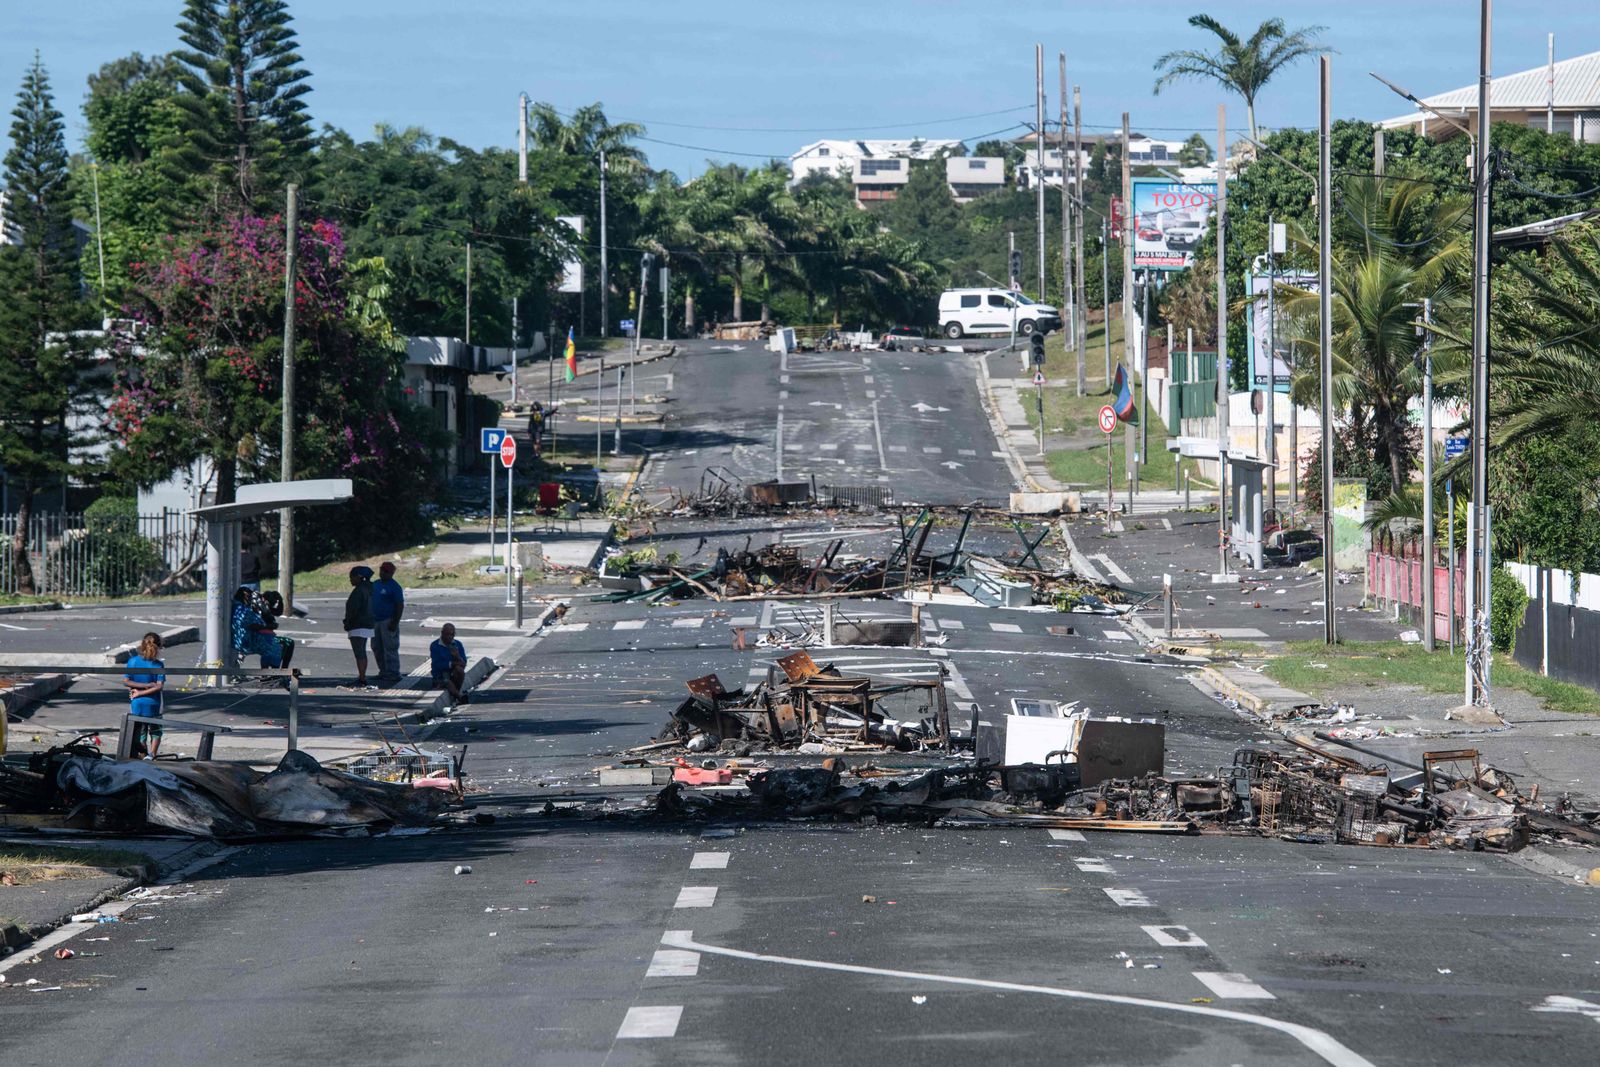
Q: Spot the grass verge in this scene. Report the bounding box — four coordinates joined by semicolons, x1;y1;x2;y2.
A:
1262;640;1600;716
0;843;150;885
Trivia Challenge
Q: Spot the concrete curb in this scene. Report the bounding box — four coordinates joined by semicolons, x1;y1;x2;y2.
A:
1;673;72;719
0;602;63;616
1509;845;1600;887
1195;663;1318;718
977;358;1047;494
107;625;199;665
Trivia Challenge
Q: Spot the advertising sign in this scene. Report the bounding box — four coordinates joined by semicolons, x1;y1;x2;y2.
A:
1129;178;1217;270
556;215;584;294
1245;270;1318;392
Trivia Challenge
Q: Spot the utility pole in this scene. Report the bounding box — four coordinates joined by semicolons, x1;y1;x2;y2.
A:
1318;59;1337;645
90;161;107;310
278;183;298;613
1266;217;1282;518
1421;298;1436;652
1374;129;1385;177
511;296;519;408
1073;85;1087;393
1060;52;1074;388
1466;0;1494;707
1216;105;1230;579
465;243;473;344
518;92;528;183
1547;32;1556;135
1101;216;1111;384
1035;44;1047;300
1120;112;1133;379
599;151;610;339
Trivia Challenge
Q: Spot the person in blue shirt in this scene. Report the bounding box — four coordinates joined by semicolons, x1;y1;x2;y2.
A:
370;561;405;685
232;587;284;669
428;624;468;705
122;632;166;758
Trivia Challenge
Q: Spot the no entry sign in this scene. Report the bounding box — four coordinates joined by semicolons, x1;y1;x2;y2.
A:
499;435;518;468
1098;405;1117;435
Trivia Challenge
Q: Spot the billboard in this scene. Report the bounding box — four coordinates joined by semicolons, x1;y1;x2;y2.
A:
556;215;584;294
1245;270;1317;392
1130;178;1217;270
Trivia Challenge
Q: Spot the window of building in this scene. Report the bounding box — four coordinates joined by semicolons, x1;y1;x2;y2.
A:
969;159;987;169
859;159;902;176
961;294;980;308
818;146;830;156
1152;146;1168;161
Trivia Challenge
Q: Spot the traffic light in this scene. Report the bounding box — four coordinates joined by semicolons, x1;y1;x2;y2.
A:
1009;250;1022;286
1030;332;1046;366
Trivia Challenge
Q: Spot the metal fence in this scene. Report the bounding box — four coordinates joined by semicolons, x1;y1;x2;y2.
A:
0;508;203;598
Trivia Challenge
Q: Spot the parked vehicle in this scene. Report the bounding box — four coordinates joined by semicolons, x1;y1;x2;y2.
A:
938;288;1062;339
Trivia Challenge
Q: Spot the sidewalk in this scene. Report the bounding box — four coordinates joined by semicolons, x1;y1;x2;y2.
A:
4;599;561;765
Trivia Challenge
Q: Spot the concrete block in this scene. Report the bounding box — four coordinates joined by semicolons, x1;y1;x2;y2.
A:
599;766;674;787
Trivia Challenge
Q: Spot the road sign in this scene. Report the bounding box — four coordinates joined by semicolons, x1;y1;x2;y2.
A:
499;435;518;468
1445;435;1468;459
480;427;507;454
620;318;636;336
1032;370;1045;386
1098;405;1117;435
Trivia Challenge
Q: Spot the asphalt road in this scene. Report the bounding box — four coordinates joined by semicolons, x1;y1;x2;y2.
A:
7;568;1600;1065
637;341;1018;507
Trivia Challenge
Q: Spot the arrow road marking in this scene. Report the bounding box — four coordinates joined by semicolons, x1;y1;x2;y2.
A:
1531;994;1600;1023
940;461;964;470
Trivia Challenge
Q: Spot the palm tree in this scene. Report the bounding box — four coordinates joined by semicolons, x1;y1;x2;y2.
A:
1282;177;1469;495
528;102;645;172
1153;16;1329;142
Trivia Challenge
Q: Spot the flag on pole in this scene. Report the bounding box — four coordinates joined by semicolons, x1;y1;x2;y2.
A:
563;327;577;382
1112;363;1137;422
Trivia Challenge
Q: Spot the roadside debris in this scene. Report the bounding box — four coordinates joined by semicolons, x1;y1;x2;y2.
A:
637;738;1599;854
0;739;466;838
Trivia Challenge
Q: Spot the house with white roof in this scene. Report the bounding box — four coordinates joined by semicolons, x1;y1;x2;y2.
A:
1380;49;1600;141
788;138;962;187
946;157;1005;202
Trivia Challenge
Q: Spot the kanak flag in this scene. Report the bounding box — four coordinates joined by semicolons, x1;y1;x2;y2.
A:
1112;364;1137;422
563;327;577;382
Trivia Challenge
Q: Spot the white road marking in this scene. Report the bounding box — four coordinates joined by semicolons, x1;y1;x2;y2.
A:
674;886;718;909
865;389;876;399
1160;518;1172;530
853;443;873;451
775;406;784;480
865;375;875;383
1093;553;1135;585
671;617;704;629
647;944;701;977
923;446;942;454
616;1005;683;1038
958;448;977;456
1073;858;1114;874
938;619;965;630
989;622;1022;633
870;399;890;471
1047;829;1086;842
1103;630;1133;642
785;443;803;451
1531;994;1600;1022
992;450;1008;458
943;659;975;702
1103;888;1152;907
614;619;646;631
1143;925;1208;948
1192;972;1275;1000
731;616;758;627
559;622;590;632
820;443;838;451
661;932;1375;1067
0;621;31;630
690;851;730;870
888;445;908;453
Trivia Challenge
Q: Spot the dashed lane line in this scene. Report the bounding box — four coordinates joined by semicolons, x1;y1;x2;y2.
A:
1073;858;1115;874
1192;972;1276;1000
1143;925;1208;948
661;932;1375;1067
989;621;1022;633
938;619;965;629
646;949;700;977
613;619;646;631
1103;888;1152;907
690;851;730;870
616;1005;683;1038
674;886;718;909
1047;829;1086;842
671;617;704;629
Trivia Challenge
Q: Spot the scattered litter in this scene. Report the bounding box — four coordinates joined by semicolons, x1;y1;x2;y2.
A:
53;948;74;960
911;995;927;1005
1399;630;1422;643
454;865;473;875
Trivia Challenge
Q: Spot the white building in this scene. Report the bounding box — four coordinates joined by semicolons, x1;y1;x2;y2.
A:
1380;49;1600;142
1016;147;1092;190
789;138;962;186
0;189;23;245
946;157;1005;202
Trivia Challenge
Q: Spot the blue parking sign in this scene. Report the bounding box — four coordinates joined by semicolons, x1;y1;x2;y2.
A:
480;427;507;454
1444;436;1468;459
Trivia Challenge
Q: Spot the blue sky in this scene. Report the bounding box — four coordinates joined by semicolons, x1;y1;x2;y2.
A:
6;1;1597;175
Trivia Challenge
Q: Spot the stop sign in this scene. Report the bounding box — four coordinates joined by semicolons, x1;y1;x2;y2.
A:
499;434;518;468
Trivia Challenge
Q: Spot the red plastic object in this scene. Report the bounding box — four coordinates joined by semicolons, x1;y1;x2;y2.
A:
538;482;562;511
673;766;732;786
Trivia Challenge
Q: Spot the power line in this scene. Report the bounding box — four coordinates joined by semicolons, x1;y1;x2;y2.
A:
616;105;1034;134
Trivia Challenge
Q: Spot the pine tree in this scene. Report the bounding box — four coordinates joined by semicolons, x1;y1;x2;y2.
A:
0;54;91;593
170;0;313;206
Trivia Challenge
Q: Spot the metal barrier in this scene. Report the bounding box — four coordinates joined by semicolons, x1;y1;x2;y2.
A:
2;663;302;754
0;508;202;597
819;484;894;509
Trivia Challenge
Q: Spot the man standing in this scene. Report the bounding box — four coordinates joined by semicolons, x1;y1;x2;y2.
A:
429;623;469;706
371;561;405;685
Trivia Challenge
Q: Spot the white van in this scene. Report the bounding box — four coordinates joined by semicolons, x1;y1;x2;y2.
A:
938;288;1062;339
